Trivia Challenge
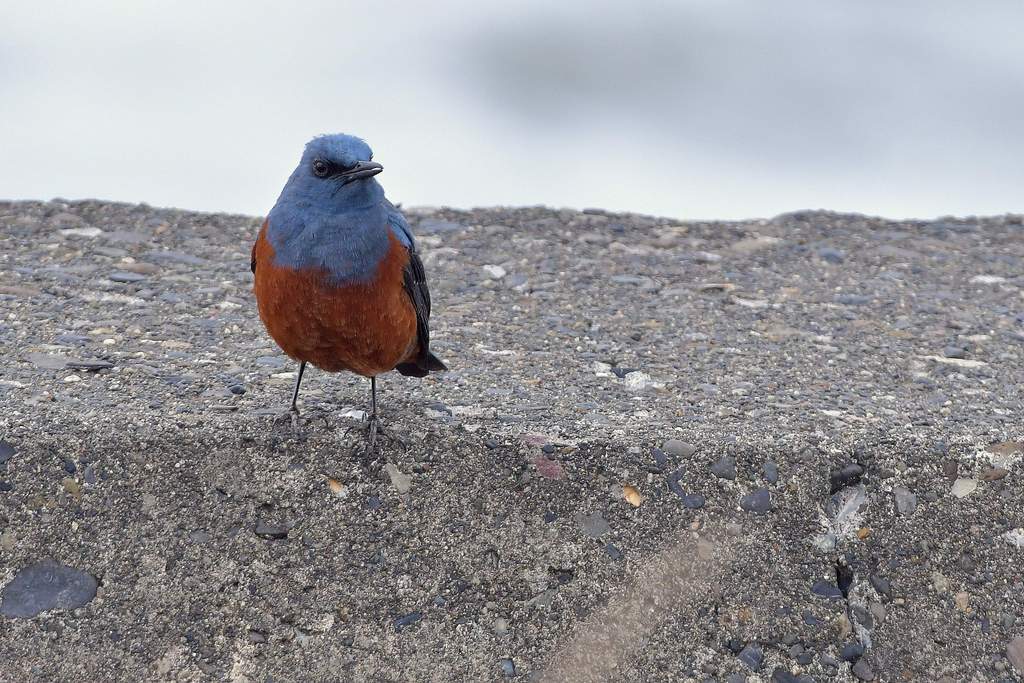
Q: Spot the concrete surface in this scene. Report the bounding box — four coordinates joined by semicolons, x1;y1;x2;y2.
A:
0;200;1022;681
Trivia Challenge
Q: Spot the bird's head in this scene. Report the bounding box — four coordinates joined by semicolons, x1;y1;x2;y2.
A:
277;133;385;209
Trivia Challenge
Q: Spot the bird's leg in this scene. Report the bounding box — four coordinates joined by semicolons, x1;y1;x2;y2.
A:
362;376;406;454
272;360;306;432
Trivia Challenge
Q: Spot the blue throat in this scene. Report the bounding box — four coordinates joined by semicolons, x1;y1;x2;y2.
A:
266;174;391;285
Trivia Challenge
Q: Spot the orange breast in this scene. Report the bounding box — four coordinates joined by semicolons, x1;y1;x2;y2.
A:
252;221;418;376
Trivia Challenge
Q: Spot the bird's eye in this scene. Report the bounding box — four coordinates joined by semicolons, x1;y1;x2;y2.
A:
312;159;330;178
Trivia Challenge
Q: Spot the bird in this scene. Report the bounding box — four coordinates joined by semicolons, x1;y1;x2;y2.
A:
251;133;446;449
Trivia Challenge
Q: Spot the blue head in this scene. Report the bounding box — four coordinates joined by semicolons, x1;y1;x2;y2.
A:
276;134;385;210
266;134;393;283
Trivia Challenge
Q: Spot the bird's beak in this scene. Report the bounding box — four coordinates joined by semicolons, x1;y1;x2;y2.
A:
342;160;384;182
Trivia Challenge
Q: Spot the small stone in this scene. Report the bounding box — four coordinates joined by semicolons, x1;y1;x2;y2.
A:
811;580;843;600
739;488;771;513
893;488;917;516
774;663;798;679
482;264;506;280
955;591;970;611
663;439;696;458
869;575;892;599
254;522;288;540
0;560;98;618
577;512;610;538
500;659;516;677
869;601;886;625
248;629;268;644
817;246;845;263
852;659;875;681
951;478;978;498
841;643;865;662
981;467;1009;481
710;456;737;480
681;493;706;509
108;271;147;283
1007;637;1024;673
932;572;949;593
942;345;966;359
738;644;764;671
763;461;779;483
188;530;211;544
394;612;421;631
0;441;15;465
604;543;624;561
492;617;509;636
830;464;864;493
385;463;412;494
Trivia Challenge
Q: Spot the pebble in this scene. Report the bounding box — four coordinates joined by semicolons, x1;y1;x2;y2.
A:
951;478;978;498
817;247;845;263
739;488;771;513
830;463;864;493
0;559;98;618
254;522;288;539
841;643;865;662
385;463;412;494
394;612;422;631
869;574;892;599
481;264;506;280
576;512;610;538
942;345;967;359
771;669;800;683
893;488;917;516
108;271;147;283
604;543;624;561
981;467;1009;481
500;659;516;677
763;461;779;483
811;580;843;600
851;660;875;681
663;439;696;458
188;529;211;543
1007;637;1024;673
492;617;509;636
738;644;764;671
710;456;737;480
0;441;13;465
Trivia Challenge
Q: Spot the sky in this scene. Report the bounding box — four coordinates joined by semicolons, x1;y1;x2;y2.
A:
2;0;1023;220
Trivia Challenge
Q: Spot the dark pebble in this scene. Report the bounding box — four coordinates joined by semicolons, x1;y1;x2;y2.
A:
652;448;668;468
811;580;844;600
851;659;875;681
394;611;422;631
253;522;288;539
62;459;76;474
66;359;114;371
543;511;557;523
710;456;737;480
738;644;763;671
247;629;268;644
830;463;864;493
229;385;246;395
541;444;556;454
604;543;624;561
841;643;865;662
108;271;147;283
818;247;845;264
739;488;771;513
796;652;814;665
771;669;800;683
763;461;779;483
0;560;98;618
869;574;892;599
835;294;871;305
942;345;966;359
365;495;382;510
681;493;706;509
0;481;13;492
0;441;13;465
663;439;696;458
500;658;516;677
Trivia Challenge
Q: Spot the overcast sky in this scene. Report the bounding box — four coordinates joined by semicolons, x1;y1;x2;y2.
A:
3;1;1022;220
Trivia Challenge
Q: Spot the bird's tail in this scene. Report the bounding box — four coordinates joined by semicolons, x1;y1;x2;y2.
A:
396;350;448;378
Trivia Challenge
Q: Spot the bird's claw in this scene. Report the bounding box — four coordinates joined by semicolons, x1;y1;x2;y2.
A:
270;407;302;436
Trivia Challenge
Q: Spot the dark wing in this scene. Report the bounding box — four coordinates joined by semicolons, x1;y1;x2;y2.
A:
250;240;257;274
387;200;447;377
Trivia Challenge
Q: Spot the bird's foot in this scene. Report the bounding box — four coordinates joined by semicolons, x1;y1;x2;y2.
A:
354;414;406;462
270;406;303;436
